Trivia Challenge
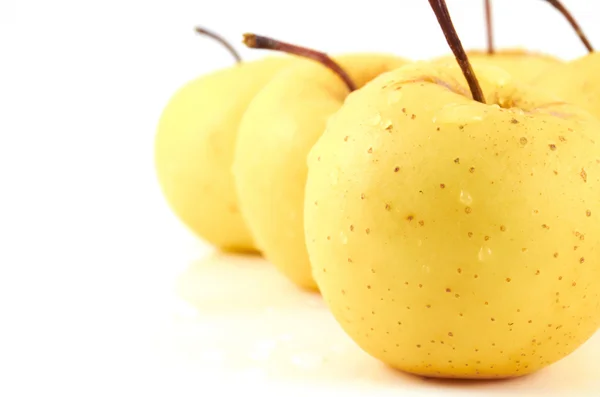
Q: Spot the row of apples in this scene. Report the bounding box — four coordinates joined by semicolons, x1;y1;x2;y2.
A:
154;0;600;380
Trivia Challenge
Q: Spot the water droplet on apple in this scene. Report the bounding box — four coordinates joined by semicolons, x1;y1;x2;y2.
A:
478;246;493;262
460;190;473;205
340;232;348;245
369;113;381;125
433;103;485;125
388;90;403;104
382;119;393;130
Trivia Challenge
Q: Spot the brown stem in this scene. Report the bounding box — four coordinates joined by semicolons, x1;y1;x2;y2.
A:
485;0;494;54
542;0;593;53
242;33;356;91
195;26;242;64
428;0;485;103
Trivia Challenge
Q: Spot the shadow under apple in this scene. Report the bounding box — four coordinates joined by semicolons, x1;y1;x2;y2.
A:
166;252;600;393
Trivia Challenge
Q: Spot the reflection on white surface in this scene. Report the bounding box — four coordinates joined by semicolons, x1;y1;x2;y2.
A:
4;233;599;397
147;251;600;396
165;252;359;381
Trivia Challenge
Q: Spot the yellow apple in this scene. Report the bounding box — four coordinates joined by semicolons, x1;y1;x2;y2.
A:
155;55;291;252
233;52;408;290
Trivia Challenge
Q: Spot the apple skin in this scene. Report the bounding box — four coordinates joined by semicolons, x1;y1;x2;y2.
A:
304;61;600;379
533;52;600;119
433;49;562;83
233;54;408;290
154;57;290;252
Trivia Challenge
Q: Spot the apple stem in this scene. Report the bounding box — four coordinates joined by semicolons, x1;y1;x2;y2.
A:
195;26;242;64
242;33;356;91
542;0;593;53
485;0;494;54
428;0;485;104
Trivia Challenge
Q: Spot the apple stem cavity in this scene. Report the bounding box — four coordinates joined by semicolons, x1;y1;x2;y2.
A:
485;0;494;54
242;33;357;91
428;0;486;104
542;0;593;53
195;26;242;64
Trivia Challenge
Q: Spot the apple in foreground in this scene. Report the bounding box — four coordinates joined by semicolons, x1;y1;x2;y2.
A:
303;0;600;379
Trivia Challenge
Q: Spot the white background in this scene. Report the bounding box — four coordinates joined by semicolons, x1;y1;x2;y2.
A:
1;0;600;396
